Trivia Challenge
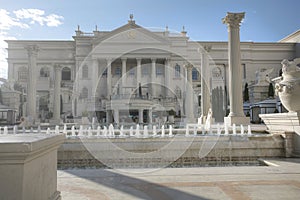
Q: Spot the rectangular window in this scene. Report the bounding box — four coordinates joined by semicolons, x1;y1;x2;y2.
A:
142;67;149;75
18;71;27;81
156;66;163;76
192;68;198;81
115;67;121;76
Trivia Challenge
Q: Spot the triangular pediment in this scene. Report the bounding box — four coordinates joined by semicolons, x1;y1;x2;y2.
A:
93;21;170;45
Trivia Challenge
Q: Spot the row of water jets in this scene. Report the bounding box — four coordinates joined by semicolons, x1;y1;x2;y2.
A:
0;123;252;138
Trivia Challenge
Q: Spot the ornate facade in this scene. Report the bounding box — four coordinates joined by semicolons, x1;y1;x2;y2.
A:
4;16;300;124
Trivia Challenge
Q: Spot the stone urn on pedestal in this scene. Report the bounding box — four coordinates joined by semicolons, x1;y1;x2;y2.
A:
259;58;300;157
274;58;300;112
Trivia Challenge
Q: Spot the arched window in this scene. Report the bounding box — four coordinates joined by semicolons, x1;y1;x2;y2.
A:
175;64;180;78
62;67;71;80
80;87;88;99
18;66;28;81
175;86;182;99
82;65;88;79
40;67;49;77
192;68;199;81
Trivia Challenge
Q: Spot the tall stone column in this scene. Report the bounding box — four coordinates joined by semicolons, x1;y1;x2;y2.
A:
121;58;127;95
136;58;142;89
151;58;156;97
139;109;143;124
164;58;170;97
148;109;153;124
107;59;112;99
25;45;39;121
113;109;119;124
222;12;249;125
200;46;211;122
92;58;99;98
185;64;195;123
53;64;62;123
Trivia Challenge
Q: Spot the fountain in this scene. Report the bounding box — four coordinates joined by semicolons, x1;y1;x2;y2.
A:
135;124;140;137
103;126;108;137
232;124;236;135
169;125;173;137
120;125;125;137
71;126;76;136
88;127;92;136
217;123;221;135
247;125;252;136
224;123;229;135
79;125;83;136
97;126;101;136
63;124;67;135
240;125;244;135
108;124;114;137
129;126;133;137
55;125;59;134
161;125;165;137
13;125;18;134
144;126;148;138
46;127;51;134
3;126;8;135
152;125;157;136
185;125;189;137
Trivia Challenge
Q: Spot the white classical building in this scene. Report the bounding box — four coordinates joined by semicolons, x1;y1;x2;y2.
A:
4;15;300;125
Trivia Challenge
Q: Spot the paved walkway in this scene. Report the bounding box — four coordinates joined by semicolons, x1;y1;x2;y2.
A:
58;158;300;200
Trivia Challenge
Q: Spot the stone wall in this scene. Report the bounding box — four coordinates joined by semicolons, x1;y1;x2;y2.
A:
58;134;284;169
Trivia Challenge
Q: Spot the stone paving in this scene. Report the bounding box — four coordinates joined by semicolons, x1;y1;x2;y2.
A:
57;158;300;200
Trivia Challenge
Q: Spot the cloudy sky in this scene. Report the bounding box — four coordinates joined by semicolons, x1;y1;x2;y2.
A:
0;0;299;78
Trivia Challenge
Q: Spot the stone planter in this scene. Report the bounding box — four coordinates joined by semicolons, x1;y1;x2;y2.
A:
274;58;300;112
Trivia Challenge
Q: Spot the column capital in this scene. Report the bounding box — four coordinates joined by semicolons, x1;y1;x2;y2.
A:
136;58;142;63
185;63;193;71
121;57;127;62
222;12;245;29
151;58;156;63
53;63;62;71
106;58;112;65
25;45;39;56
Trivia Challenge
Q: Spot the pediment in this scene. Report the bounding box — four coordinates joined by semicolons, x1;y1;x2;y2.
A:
93;22;170;45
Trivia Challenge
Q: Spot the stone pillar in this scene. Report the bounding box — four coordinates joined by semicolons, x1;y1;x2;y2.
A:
200;46;211;122
121;58;127;94
136;58;142;88
185;64;195;123
53;64;62;123
92;58;99;98
151;58;156;97
164;58;170;97
106;110;112;124
107;59;112;99
222;12;249;125
25;45;39;121
113;109;119;124
148;109;153;124
139;109;143;124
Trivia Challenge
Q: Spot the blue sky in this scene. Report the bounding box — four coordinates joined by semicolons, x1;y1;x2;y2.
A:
0;0;299;78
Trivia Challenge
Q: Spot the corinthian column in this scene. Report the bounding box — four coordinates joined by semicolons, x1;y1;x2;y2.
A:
136;58;142;88
200;46;211;122
25;45;39;121
185;63;195;123
106;59;112;98
151;58;156;97
222;12;249;125
53;64;62;123
121;58;127;94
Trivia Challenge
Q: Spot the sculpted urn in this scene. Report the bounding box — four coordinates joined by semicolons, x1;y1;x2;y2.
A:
274;58;300;112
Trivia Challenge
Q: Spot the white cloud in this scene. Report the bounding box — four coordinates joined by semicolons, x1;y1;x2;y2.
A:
0;8;64;78
14;9;64;27
0;9;29;30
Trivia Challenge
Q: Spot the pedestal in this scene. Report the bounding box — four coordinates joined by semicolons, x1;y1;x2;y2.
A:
259;112;300;132
224;116;250;126
0;134;65;200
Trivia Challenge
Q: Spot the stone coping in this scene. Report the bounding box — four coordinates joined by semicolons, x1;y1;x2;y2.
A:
0;134;65;155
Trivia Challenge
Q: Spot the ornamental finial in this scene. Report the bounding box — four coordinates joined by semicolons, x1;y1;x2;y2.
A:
130;14;134;21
